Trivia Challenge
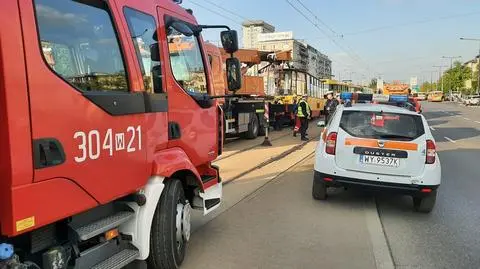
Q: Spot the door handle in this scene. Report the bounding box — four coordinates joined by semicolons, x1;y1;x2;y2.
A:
33;138;66;169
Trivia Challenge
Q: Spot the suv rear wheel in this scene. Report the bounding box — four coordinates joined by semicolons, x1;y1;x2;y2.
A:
413;190;437;213
312;177;327;200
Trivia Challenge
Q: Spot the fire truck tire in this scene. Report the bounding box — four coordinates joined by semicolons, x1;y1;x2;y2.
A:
148;179;190;269
245;113;259;139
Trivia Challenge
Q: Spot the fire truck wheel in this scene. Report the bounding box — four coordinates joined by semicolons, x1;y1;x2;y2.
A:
148;179;190;269
245;113;259;139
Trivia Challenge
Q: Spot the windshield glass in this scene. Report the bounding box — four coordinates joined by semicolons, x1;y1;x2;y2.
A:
340;110;425;140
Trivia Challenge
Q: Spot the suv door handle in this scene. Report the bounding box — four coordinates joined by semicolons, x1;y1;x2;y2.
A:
33;138;66;169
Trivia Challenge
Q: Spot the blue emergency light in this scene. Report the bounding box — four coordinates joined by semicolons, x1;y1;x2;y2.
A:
389;95;408;102
339;92;408;103
340;92;353;100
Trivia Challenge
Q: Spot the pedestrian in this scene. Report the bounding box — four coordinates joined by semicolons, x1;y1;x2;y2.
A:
297;94;311;141
292;98;300;137
324;91;339;124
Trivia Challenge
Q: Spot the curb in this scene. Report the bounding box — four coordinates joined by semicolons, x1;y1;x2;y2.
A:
365;198;395;269
223;135;319;185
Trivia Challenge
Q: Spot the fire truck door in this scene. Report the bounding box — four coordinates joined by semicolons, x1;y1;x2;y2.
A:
20;0;161;203
159;7;218;165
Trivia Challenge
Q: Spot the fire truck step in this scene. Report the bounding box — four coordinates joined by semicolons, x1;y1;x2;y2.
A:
91;248;139;269
201;175;217;184
71;211;134;241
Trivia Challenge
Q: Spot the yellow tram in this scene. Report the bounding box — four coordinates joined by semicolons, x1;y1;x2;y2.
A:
271;69;329;117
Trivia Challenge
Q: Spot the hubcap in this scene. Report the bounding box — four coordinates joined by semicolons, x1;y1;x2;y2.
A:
176;202;192;247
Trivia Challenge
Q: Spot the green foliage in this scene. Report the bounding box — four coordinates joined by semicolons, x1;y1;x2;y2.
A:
441;61;472;93
368;78;377;89
420;82;437;92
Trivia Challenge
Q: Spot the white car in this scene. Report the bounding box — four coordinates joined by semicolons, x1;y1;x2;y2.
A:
464;95;480;106
313;103;441;213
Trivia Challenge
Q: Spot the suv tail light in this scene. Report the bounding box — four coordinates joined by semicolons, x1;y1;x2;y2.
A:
325;132;337;155
426;140;436;164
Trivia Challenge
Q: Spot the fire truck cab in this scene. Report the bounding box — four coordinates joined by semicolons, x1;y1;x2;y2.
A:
0;0;241;268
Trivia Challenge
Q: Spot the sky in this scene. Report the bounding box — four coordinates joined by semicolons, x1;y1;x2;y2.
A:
181;0;480;85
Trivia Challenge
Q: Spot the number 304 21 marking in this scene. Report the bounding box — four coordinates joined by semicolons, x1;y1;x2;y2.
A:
74;126;141;163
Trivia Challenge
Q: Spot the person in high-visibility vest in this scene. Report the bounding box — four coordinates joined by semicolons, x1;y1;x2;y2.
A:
297;94;311;141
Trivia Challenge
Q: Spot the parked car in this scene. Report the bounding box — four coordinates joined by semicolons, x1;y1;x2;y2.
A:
464;95;480;106
416;93;427;101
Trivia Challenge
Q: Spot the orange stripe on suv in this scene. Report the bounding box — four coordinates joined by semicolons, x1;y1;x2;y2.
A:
344;138;418;151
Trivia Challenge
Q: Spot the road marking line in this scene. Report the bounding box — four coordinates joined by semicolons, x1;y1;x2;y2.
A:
429;126;436;131
463;117;471;120
476;121;480;124
444;137;456;143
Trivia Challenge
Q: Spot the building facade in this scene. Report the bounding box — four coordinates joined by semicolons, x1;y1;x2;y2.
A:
464;56;479;91
242;20;275;49
242;21;332;80
255;36;331;79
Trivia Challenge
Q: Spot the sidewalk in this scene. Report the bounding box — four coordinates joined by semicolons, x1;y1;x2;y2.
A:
217;128;292;161
214;123;323;183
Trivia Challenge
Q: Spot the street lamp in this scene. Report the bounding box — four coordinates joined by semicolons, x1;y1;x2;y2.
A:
433;65;447;93
460;37;480;94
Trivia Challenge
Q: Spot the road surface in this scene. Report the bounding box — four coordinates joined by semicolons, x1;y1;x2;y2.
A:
184;155;380;269
184;101;480;269
377;101;480;269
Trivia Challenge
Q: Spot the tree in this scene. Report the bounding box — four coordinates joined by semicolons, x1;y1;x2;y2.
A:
368;78;377;89
420;81;437;92
441;61;471;93
473;70;479;94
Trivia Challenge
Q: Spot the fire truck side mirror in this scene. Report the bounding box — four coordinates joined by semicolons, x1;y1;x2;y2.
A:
226;57;242;92
150;43;160;62
221;30;238;54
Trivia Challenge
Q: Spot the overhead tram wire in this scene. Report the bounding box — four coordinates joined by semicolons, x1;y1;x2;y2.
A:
284;0;371;78
293;0;340;38
188;0;242;26
344;10;480;36
202;0;250;22
292;0;374;75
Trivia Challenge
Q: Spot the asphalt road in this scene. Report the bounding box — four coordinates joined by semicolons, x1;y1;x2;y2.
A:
184;155;380;269
377;101;480;269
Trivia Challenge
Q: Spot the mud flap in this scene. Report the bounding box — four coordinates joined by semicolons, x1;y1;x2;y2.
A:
199;183;222;215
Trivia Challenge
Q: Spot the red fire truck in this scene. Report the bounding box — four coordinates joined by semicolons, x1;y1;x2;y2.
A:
0;0;241;268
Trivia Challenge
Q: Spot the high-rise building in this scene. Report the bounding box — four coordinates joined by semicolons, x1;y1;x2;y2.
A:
242;20;275;49
255;33;331;79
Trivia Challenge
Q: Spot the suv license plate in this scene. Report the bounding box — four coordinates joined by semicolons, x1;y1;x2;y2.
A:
361;155;400;167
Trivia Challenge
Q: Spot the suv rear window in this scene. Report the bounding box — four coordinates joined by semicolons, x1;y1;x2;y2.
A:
340;110;425;141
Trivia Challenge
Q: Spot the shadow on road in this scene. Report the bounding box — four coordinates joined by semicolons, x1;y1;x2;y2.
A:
422;111;460;120
186;157;376;269
426;119;449;127
433;127;480;142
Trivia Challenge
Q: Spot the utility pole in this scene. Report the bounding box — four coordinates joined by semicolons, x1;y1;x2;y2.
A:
433;65;447;93
460;38;480;94
430;71;436;92
442;56;462;69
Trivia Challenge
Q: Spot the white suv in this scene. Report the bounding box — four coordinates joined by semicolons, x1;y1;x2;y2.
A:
313;103;441;213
